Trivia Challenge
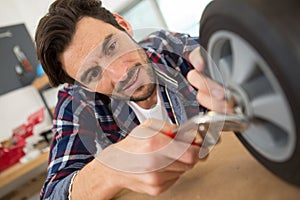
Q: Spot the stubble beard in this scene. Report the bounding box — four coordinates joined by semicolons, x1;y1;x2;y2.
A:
113;62;157;102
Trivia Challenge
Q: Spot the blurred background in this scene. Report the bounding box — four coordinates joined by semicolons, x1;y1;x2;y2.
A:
1;0;212;38
0;0;211;199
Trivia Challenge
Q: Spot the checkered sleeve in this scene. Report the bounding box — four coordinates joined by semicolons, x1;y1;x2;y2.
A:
40;87;98;199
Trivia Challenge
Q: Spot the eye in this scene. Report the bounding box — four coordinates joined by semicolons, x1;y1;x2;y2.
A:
106;41;117;55
87;67;102;83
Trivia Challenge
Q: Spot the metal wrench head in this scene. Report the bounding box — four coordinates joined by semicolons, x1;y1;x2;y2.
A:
197;111;250;147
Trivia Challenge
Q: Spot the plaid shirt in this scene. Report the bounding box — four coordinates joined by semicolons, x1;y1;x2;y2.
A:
41;30;205;199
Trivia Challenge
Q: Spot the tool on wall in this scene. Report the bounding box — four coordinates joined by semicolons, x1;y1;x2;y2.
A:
15;64;24;76
13;45;33;72
0;30;12;39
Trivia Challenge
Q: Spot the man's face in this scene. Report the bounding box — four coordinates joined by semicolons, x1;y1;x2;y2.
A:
61;17;156;101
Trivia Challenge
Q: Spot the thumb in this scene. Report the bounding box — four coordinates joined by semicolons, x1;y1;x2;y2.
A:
187;70;226;101
189;47;205;71
141;118;177;134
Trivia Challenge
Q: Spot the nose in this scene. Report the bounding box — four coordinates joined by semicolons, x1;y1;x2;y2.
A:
105;58;132;84
105;49;142;83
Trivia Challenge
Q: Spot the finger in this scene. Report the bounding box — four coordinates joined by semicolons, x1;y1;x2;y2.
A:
160;140;200;165
177;144;200;164
125;171;180;196
158;160;194;172
144;171;183;185
128;118;177;140
188;47;205;71
187;69;226;101
196;91;227;113
195;91;234;114
142;118;178;133
154;178;180;194
145;177;179;196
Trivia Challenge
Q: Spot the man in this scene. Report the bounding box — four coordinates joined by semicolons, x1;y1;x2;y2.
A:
35;0;229;199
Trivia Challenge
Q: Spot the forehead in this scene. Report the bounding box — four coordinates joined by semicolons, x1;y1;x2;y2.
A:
61;17;121;77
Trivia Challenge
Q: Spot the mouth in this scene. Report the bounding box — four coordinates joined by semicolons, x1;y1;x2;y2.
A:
122;67;140;91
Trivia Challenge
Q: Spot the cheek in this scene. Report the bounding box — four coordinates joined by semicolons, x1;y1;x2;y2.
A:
95;78;114;95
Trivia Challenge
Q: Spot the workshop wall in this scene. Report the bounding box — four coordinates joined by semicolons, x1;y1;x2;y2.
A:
0;0;52;39
0;0;55;141
0;0;130;39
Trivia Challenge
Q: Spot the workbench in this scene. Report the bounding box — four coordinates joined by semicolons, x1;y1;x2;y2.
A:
114;133;300;200
0;150;48;198
1;132;300;199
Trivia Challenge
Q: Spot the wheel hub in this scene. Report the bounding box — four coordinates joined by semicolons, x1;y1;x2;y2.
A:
227;83;252;117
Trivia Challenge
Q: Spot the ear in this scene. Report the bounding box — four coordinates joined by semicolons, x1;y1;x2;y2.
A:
113;13;133;36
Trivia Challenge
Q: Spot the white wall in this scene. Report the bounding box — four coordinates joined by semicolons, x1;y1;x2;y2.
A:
0;0;127;39
0;0;55;39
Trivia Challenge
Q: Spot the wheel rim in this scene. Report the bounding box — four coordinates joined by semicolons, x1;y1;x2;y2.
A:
207;30;296;162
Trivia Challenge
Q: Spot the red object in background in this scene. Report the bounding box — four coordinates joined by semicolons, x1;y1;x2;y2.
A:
0;107;45;172
0;136;26;172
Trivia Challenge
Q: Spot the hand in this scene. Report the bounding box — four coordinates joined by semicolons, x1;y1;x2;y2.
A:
188;47;233;114
97;119;201;196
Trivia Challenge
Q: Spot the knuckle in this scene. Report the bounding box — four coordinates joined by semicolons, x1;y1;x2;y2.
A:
144;156;159;171
145;173;161;186
148;186;164;196
184;163;194;170
144;137;158;151
184;148;200;165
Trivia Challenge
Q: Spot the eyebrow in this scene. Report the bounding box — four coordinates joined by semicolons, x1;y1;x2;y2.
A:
79;34;114;83
80;65;99;83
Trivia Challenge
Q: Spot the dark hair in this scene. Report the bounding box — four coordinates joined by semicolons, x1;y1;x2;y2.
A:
35;0;125;87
